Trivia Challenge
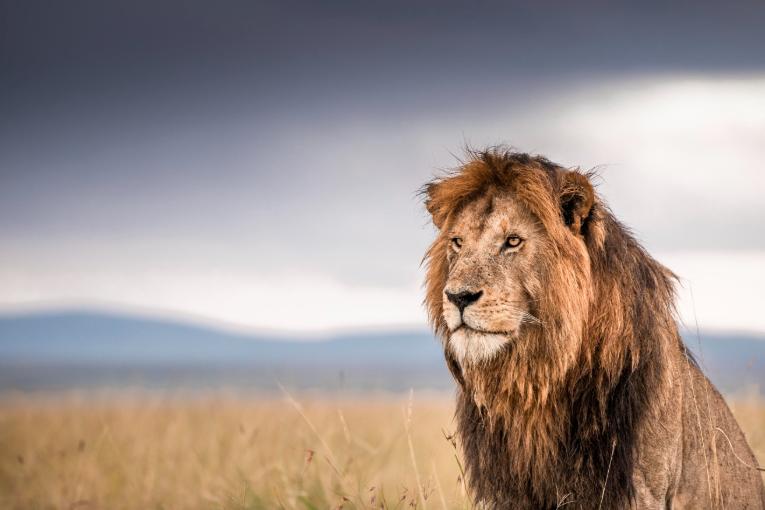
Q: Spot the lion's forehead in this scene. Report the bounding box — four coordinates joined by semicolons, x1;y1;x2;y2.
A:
452;193;538;247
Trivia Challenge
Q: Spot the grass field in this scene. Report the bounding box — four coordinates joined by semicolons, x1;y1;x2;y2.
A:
0;391;763;510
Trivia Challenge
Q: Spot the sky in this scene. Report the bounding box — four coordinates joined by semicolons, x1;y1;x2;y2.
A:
1;1;764;333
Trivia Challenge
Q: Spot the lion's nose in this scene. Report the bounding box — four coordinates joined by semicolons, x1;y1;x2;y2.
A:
445;290;483;313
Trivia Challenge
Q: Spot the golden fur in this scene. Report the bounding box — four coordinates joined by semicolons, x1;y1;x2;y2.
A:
422;149;765;508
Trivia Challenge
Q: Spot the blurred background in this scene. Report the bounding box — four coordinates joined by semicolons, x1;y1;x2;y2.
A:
1;2;764;507
2;0;764;393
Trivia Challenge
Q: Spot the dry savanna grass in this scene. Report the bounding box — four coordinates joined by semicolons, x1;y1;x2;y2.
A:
0;390;763;510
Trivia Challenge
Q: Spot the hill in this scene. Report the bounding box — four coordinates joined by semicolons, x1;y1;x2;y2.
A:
0;310;762;393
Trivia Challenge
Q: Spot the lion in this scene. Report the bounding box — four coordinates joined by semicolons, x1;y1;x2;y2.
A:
422;149;765;509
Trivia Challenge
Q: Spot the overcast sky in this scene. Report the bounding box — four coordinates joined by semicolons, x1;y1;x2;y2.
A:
1;1;764;333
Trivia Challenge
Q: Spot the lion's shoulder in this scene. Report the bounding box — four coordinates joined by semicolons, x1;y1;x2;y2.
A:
672;359;765;507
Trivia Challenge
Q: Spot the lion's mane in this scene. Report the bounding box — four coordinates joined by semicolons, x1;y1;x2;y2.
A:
423;150;687;508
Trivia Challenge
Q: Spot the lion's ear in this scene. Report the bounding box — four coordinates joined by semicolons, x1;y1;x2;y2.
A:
424;181;449;230
559;171;595;236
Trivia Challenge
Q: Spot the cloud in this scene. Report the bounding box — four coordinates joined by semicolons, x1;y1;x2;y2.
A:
0;262;425;333
1;74;764;332
658;251;765;333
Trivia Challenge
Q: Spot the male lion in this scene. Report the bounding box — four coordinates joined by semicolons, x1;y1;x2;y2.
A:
422;149;765;509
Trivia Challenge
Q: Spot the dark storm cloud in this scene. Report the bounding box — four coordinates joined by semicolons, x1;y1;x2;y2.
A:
3;0;765;200
3;0;765;123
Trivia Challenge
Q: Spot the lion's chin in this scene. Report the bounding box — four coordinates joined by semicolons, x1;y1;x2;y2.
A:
448;327;509;366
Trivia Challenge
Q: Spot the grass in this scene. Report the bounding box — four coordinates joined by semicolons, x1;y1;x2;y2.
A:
0;390;762;510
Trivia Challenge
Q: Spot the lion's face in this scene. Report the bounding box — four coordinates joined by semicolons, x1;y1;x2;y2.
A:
443;191;548;365
425;153;599;378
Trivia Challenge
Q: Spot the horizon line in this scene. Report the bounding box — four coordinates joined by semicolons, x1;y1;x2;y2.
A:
2;304;765;340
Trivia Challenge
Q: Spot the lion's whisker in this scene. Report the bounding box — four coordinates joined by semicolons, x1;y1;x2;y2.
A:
521;312;542;325
501;307;543;326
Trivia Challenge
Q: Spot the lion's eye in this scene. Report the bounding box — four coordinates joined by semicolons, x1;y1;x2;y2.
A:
504;235;523;250
451;237;463;251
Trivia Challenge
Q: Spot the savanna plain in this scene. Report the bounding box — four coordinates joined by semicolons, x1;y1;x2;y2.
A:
1;390;763;510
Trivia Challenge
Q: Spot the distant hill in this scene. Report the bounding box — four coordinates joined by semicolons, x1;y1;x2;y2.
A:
0;311;440;365
0;310;763;393
0;311;449;392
